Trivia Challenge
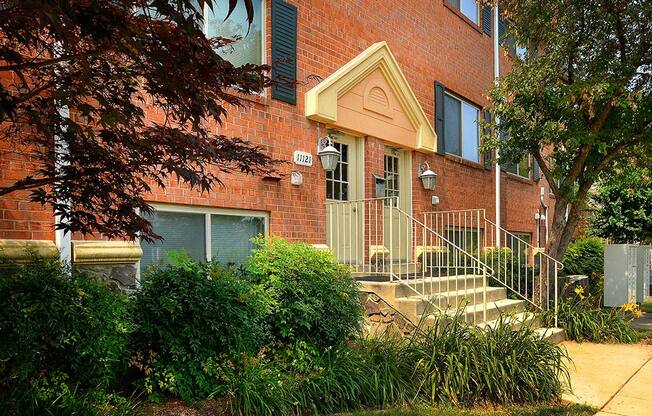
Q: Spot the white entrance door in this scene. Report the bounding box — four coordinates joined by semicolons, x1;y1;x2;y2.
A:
325;135;363;265
383;147;412;262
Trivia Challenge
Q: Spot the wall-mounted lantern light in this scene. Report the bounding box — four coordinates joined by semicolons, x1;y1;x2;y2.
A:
317;135;341;172
418;161;437;190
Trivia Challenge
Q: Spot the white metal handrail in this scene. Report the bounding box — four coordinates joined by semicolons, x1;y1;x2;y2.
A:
326;197;494;324
423;209;562;326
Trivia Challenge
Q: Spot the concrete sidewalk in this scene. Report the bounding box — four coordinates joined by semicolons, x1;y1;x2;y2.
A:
562;341;652;415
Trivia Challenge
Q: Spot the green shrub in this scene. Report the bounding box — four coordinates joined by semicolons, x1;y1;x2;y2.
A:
563;237;604;276
542;286;639;343
245;237;363;349
130;255;271;402
0;258;133;414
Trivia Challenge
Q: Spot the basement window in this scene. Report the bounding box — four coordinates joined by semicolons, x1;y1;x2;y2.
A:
506;232;531;259
140;205;267;269
446;226;481;255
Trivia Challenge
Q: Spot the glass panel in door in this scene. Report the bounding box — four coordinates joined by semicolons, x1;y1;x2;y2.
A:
384;150;410;264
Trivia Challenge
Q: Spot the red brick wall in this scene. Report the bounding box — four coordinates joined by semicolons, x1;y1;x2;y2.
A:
0;0;552;245
0;65;55;240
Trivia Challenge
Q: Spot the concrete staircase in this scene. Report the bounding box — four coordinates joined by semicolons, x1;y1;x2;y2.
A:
359;274;566;343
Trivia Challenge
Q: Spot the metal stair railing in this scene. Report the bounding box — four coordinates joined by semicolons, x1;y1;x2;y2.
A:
326;197;494;324
422;209;562;327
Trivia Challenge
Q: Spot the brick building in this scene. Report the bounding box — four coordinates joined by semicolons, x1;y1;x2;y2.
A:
0;0;554;288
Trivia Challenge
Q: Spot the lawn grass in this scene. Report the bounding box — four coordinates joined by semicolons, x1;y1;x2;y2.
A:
640;297;652;313
343;403;596;416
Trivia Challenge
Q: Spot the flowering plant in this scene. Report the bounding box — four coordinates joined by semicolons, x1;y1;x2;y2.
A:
621;302;643;318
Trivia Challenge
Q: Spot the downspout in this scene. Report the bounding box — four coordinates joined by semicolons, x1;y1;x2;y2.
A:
53;43;72;264
54;106;72;264
493;5;501;247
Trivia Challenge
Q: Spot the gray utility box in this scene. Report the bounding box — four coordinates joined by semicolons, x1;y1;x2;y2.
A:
604;244;651;307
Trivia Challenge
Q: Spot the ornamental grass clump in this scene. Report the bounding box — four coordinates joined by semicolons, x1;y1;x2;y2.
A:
543;285;639;343
410;312;568;406
224;312;569;415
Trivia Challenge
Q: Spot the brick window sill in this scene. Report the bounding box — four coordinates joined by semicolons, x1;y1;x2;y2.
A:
444;153;486;170
504;171;534;184
443;1;484;36
227;88;271;107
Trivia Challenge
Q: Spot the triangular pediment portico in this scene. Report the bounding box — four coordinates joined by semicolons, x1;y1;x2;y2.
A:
305;42;437;152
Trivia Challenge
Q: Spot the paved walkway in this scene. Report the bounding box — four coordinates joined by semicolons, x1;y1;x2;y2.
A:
562;341;652;415
632;312;652;331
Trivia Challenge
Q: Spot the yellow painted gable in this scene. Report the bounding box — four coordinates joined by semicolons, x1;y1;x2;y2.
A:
305;42;437;152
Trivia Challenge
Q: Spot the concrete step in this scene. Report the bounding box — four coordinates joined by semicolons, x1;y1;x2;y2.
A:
478;311;539;331
534;327;566;344
351;262;421;275
397;287;507;317
421;298;526;325
395;275;486;297
359;275;489;304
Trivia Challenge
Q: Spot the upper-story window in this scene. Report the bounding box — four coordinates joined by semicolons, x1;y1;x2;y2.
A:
444;93;480;163
499;131;531;178
498;8;530;59
515;45;528;60
205;0;264;67
449;0;479;25
136;1;265;67
504;156;531;179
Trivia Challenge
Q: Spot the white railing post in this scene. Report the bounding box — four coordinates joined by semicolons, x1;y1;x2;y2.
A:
554;262;559;327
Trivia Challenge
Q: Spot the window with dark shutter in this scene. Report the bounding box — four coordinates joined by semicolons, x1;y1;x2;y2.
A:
271;0;297;104
498;7;507;41
434;81;446;155
481;6;492;36
533;159;541;181
498;7;518;55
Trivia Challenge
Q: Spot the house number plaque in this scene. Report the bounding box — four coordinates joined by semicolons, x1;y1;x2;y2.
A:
293;150;313;167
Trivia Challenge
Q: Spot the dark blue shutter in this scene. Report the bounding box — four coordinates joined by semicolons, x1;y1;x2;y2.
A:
499;131;508;172
481;6;492;36
498;7;507;45
483;110;493;170
271;0;297;104
434;81;446;155
533;158;541;181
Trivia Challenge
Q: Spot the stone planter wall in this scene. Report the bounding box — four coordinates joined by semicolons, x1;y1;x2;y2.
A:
360;291;417;337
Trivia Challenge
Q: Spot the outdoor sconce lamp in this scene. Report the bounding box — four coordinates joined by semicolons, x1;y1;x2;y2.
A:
418;161;437;190
317;135;341;172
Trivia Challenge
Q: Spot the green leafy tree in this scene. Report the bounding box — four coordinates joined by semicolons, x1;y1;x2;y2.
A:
485;0;652;260
589;165;652;243
0;0;278;242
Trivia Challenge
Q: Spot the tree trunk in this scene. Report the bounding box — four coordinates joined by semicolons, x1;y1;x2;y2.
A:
547;199;569;261
547;198;585;263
